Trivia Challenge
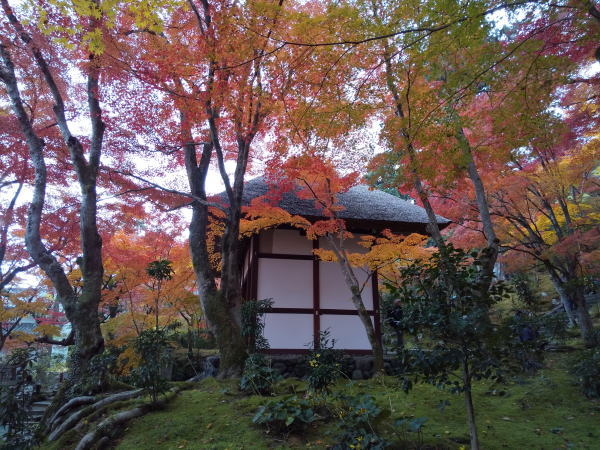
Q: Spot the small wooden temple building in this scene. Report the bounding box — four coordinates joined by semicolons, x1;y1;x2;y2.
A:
234;178;449;353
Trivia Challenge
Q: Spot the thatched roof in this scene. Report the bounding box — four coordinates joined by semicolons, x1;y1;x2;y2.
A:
222;177;450;234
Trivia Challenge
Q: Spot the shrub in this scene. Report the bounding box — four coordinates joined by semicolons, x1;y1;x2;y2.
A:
388;244;522;449
241;298;273;352
253;395;319;433
570;348;600;399
330;393;389;449
394;416;428;448
83;345;123;393
130;329;171;403
240;298;278;395
306;330;346;394
240;353;282;395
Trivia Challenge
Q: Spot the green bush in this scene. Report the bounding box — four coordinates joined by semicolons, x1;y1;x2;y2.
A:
253;395;319;433
570;348;600;399
306;331;346;394
331;393;389;449
241;298;273;352
130;329;171;403
240;353;282;395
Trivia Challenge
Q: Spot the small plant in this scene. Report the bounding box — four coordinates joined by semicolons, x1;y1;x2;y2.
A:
146;259;174;329
240;299;278;395
252;395;319;433
241;298;273;352
130;328;171;403
331;393;389;449
240;353;282;395
570;348;600;399
306;330;346;394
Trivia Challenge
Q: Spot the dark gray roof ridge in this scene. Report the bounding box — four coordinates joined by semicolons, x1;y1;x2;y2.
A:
222;177;449;227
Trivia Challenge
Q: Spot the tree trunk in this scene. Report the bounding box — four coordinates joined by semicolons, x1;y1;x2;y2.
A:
381;45;445;249
561;298;578;327
453;117;499;295
327;235;384;372
572;287;597;347
547;263;597;346
353;290;384;373
462;359;480;450
66;300;105;390
201;290;246;377
186;172;247;377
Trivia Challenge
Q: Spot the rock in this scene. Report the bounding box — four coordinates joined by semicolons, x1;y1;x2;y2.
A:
351;369;364;380
355;357;373;372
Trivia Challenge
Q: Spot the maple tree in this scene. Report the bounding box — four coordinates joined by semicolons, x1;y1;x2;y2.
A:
100;229;200;349
438;89;599;344
0;0;107;388
0;0;173;388
411;8;600;344
98;0;340;376
337;0;599;351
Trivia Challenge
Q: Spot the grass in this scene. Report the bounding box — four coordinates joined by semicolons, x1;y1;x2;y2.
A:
114;352;599;450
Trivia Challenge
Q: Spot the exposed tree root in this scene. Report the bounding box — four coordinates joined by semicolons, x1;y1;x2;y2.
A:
48;396;96;431
48;389;142;442
74;390;179;450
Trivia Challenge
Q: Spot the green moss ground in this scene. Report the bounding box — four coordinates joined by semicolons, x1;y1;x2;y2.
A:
114;353;599;450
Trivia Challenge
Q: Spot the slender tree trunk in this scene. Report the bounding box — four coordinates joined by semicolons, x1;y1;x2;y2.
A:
462;358;480;450
327;235;384;372
452;114;499;296
381;45;445;249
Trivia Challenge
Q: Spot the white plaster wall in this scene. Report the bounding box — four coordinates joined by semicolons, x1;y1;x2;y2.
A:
318;234;370;254
320;314;373;350
257;258;312;308
263;313;313;349
319;262;373;310
259;229;313;255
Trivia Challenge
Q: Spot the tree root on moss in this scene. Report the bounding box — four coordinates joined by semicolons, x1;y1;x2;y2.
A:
48;389;143;442
74;390;179;450
48;396;96;431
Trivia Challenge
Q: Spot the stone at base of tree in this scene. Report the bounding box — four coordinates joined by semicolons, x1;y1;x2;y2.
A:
351;369;364;380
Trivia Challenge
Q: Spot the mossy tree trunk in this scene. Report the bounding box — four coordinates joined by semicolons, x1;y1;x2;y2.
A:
183;125;249;377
